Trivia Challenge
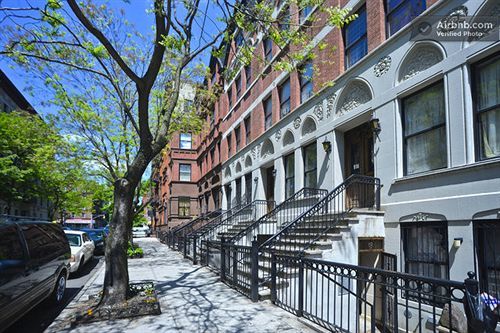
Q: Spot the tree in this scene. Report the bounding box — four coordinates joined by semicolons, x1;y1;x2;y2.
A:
1;0;353;306
0;110;90;219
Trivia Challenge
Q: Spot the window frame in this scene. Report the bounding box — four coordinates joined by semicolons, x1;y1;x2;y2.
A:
179;133;192;150
279;78;291;118
236;75;242;98
263;38;273;62
227;133;232;157
299;5;312;25
303;142;317;189
264;96;273;130
402;80;447;176
472;53;500;161
228;86;233;109
178;197;191;217
244;116;251;145
235;125;241;151
343;5;367;69
245;65;252;87
179;163;192;182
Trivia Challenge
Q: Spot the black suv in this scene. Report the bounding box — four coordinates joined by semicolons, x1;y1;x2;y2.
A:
0;221;71;330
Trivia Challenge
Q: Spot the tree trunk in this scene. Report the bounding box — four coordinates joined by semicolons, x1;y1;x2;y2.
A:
101;178;135;305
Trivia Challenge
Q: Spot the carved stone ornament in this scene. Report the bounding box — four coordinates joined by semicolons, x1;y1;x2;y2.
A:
437;6;468;33
313;104;324;121
251;145;260;159
336;81;372;115
275;129;282;141
293;117;301;129
326;93;336;118
373;56;391;77
411;212;429;222
400;46;443;82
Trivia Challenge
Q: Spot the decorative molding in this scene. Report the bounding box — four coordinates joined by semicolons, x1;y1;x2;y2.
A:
412;212;429;222
313;104;324;121
373;56;391;77
336;81;372;115
400;46;443;82
251;145;260;159
283;130;294;146
301;118;317;136
326;93;336;118
260;140;274;159
275;129;282;141
437;6;468;33
293;117;301;129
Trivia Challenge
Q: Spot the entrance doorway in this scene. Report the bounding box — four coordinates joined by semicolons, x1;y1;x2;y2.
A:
264;167;275;212
235;178;242;207
244;173;252;204
344;123;374;208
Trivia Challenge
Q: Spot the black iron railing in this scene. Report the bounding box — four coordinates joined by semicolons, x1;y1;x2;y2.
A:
260;175;381;255
228;188;328;246
169;210;223;249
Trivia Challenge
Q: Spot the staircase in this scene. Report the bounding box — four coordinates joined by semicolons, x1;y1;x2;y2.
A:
256;175;382;298
168;210;222;250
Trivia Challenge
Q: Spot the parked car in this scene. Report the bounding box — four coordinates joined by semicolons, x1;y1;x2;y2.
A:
0;221;70;330
132;225;150;238
80;228;105;255
64;230;95;274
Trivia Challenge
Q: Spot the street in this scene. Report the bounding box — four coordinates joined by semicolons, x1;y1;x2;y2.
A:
6;256;104;333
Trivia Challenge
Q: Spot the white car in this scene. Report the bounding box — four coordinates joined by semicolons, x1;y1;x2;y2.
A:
64;230;95;273
132;225;150;238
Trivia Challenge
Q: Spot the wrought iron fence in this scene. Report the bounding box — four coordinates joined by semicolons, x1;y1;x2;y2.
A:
271;254;469;333
228;188;328;247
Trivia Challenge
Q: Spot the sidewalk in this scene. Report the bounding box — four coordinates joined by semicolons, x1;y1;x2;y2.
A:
47;238;316;333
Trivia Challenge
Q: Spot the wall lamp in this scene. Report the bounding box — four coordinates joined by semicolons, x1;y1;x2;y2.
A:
371;117;381;139
254;177;259;183
453;237;463;248
272;169;277;178
322;138;332;153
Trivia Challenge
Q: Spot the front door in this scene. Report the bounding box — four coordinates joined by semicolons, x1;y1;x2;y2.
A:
265;167;275;212
344;123;375;208
235;178;242;207
245;173;252;204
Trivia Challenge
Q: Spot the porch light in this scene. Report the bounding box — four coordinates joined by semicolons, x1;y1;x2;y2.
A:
370;117;381;135
272;169;277;178
322;138;332;153
254;177;258;183
453;237;463;248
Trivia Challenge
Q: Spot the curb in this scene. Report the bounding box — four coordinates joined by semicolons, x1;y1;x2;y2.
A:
45;259;105;332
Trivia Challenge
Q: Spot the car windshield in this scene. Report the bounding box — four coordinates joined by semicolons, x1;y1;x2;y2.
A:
85;231;102;241
66;234;82;247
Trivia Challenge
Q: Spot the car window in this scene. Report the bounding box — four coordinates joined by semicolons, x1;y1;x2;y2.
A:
66;234;82;247
82;233;90;242
21;224;54;262
0;225;25;261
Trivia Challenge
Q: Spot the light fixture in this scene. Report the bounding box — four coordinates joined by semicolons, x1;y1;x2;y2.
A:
272;169;277;178
370;117;381;136
453;237;463;248
322;137;332;153
254;177;258;183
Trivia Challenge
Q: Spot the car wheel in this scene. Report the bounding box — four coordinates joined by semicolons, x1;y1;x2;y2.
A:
50;272;67;304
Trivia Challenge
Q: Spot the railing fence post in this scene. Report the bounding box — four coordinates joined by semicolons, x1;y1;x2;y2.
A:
250;238;259;302
271;252;277;303
232;246;238;287
183;236;187;258
376;179;381;210
298;258;304;317
193;236;197;265
220;236;226;282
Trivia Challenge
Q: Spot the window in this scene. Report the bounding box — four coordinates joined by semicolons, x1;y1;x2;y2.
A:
178;197;190;217
473;55;500;160
227;133;232;157
245;65;252;86
386;0;426;36
303;143;317;188
284;153;295;199
235;126;241;151
228;86;233;109
180;133;192;149
344;6;367;68
21;224;54;262
474;221;500;315
279;78;291;118
244;116;251;144
0;225;24;261
236;75;242;98
300;61;314;103
299;5;312;24
403;82;446;175
279;6;291;31
264;96;273;130
179;164;191;181
264;38;273;62
401;222;449;305
210;148;215;164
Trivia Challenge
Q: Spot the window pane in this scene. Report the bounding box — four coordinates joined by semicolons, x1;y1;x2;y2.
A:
346;38;367;68
477;59;500;110
180;133;192;149
406;126;447;174
404;83;445;136
0;226;24;261
345;7;366;47
480;108;500;158
303;143;317;188
285;153;295;198
300;62;313;103
179;164;191;181
280;79;291;117
264;96;273;130
387;0;425;36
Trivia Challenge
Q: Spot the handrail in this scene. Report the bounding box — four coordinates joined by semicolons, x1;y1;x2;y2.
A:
187;201;246;239
174;209;222;235
228;188;328;245
260;174;381;253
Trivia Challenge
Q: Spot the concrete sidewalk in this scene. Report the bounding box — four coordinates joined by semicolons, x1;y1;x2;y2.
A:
47;238;315;333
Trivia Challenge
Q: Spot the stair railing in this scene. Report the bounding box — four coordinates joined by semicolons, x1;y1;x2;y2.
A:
171;210;222;249
228;188;328;246
260;174;381;255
